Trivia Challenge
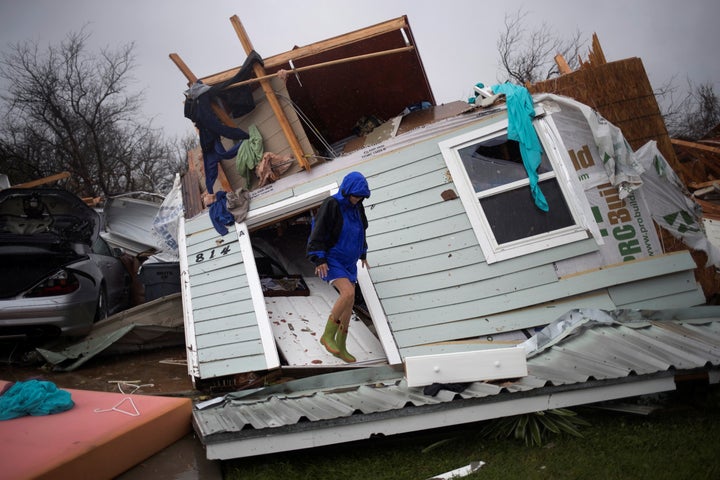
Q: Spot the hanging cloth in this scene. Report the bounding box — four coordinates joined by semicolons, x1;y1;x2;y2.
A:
208;191;235;235
235;124;264;188
492;83;549;212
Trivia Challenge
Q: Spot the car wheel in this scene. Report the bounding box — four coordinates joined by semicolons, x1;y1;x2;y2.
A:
94;285;108;323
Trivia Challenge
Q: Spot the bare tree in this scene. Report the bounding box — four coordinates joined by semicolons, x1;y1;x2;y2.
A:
497;9;586;85
662;79;720;140
0;29;176;197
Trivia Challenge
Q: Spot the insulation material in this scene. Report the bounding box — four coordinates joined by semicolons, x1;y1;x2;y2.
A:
544;97;662;274
634;141;720;268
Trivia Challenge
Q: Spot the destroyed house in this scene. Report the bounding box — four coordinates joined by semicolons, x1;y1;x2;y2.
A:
169;15;720;458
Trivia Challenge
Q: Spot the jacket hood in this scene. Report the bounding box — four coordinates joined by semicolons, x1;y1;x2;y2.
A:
339;171;370;198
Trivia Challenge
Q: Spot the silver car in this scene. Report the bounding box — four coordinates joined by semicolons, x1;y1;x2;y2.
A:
0;188;131;339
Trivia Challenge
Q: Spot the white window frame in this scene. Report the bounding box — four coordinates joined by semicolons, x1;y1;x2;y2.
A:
439;117;590;264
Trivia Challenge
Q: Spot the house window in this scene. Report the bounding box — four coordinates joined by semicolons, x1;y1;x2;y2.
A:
440;121;589;263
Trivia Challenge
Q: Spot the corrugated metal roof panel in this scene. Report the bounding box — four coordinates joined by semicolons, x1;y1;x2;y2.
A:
193;308;720;452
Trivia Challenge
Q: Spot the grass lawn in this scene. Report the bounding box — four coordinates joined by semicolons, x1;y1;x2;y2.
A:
224;382;720;480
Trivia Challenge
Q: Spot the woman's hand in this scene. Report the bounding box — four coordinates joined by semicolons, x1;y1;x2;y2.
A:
315;263;328;279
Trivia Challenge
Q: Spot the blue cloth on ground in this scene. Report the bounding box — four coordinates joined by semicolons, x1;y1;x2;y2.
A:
0;379;74;420
209;191;235;235
492;83;549;212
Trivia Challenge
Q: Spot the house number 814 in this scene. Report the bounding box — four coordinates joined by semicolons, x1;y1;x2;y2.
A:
195;245;232;263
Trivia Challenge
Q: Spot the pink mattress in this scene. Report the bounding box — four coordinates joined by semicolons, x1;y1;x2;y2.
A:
0;380;192;480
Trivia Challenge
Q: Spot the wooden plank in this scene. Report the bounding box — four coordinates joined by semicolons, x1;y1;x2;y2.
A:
555;54;572;75
356;137;445;181
671;138;720;155
405;346;527;387
366;155;446;193
376;255;544;298
13;171;71;189
230;15;309;170
201;17;410;85
224;47;415;89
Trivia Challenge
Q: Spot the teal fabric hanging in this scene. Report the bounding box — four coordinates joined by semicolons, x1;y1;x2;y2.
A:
491;83;549;212
0;379;74;420
235;124;264;188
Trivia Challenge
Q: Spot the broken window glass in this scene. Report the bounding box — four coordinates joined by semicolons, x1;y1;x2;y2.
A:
457;134;575;244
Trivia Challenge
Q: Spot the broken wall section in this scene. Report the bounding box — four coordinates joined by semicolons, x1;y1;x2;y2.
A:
528;51;719;302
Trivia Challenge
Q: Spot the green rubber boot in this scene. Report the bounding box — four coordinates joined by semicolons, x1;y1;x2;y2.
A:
335;323;356;363
320;315;340;355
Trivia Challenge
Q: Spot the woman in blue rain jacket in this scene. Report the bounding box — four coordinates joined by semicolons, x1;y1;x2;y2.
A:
307;171;371;362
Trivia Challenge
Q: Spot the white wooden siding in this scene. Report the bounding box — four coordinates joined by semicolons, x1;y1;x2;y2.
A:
182;214;278;379
352;115;704;357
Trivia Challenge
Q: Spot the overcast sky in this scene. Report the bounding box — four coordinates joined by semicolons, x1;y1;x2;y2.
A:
1;0;718;140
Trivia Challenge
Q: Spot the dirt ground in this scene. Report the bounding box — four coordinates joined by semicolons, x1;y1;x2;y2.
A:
0;342;196;396
0;341;226;479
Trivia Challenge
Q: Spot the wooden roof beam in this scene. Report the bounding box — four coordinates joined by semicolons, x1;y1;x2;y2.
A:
229;15;310;171
201;16;410;86
672;138;720;155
